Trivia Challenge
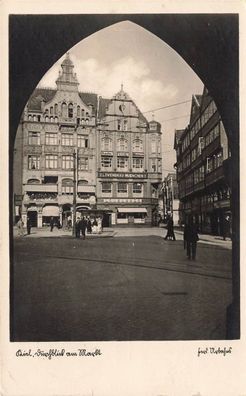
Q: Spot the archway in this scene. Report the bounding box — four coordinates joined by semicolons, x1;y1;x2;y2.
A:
9;14;239;339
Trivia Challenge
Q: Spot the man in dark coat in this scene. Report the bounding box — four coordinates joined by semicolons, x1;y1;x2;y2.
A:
75;217;81;238
185;220;199;260
50;216;54;232
27;216;32;235
164;216;176;241
79;216;87;240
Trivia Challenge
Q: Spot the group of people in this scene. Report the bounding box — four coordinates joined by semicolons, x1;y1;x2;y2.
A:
163;216;199;260
75;216;103;239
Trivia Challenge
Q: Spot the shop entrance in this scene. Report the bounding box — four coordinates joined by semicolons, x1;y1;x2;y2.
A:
27;210;37;227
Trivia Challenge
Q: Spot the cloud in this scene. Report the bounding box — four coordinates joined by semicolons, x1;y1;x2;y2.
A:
38;54;179;119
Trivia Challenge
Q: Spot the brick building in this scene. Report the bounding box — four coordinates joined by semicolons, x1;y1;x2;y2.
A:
13;53;162;227
174;87;231;235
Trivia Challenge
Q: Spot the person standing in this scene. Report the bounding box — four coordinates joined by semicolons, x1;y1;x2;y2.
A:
17;217;24;237
80;216;87;240
27;216;32;235
223;215;231;241
50;216;54;232
87;217;92;234
186;220;199;260
164;216;176;241
75;217;81;238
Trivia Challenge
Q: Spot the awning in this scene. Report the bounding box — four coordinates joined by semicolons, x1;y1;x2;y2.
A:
42;205;59;217
117;207;147;213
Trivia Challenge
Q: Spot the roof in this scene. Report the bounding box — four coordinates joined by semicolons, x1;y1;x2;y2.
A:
28;88;56;111
98;97;111;119
27;88;98;112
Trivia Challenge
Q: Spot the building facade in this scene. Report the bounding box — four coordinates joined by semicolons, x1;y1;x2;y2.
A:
13;54;162;227
174;87;231;235
160;173;179;225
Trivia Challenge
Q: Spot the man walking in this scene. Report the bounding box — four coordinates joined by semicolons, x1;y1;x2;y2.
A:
75;217;81;238
80;216;87;240
185;219;199;260
50;216;54;232
164;216;176;241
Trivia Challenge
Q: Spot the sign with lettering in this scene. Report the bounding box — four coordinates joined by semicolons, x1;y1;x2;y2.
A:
103;198;142;203
98;172;148;179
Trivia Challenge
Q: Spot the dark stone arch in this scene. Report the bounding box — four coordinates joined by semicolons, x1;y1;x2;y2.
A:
9;14;239;338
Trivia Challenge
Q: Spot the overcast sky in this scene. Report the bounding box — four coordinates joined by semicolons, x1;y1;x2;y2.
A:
38;21;203;176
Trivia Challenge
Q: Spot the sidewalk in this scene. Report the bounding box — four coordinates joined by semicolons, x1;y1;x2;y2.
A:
13;226;115;239
175;229;232;249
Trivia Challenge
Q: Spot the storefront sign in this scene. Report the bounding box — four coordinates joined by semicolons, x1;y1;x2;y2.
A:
103;198;142;203
98;172;148;179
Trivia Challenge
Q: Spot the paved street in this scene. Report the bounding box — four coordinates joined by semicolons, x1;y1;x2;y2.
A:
12;227;232;341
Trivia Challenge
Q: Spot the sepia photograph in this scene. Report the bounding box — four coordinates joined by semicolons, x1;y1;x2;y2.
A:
9;13;239;343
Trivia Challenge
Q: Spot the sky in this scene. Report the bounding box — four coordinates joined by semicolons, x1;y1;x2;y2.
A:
38;21;203;176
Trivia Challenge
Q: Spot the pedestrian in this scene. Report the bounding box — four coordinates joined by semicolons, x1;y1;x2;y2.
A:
92;217;98;234
75;217;81;238
186;219;199;260
80;216;87;240
164;216;176;241
223;215;231;241
50;216;54;232
17;217;24;237
26;216;32;235
97;216;102;234
87;217;92;234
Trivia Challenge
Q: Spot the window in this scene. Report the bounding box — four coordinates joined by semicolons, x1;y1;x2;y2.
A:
62;179;73;195
102;182;112;193
118;182;127;193
132;157;143;170
54;104;58;115
133;183;143;194
117;157;128;169
158;159;162;172
101;156;112;169
62;133;73;146
117;138;128;151
101;137;112;151
77;106;80;117
133;138;143;152
150;123;157;131
78;157;89;170
62;155;73;170
45;155;58;169
78;135;89;148
28;131;40;145
151;140;156;153
68;103;73;118
151;159;156;172
123;120;128;131
28;156;40;170
45;133;58;145
61;102;67;118
50;106;53;115
117;119;122;131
